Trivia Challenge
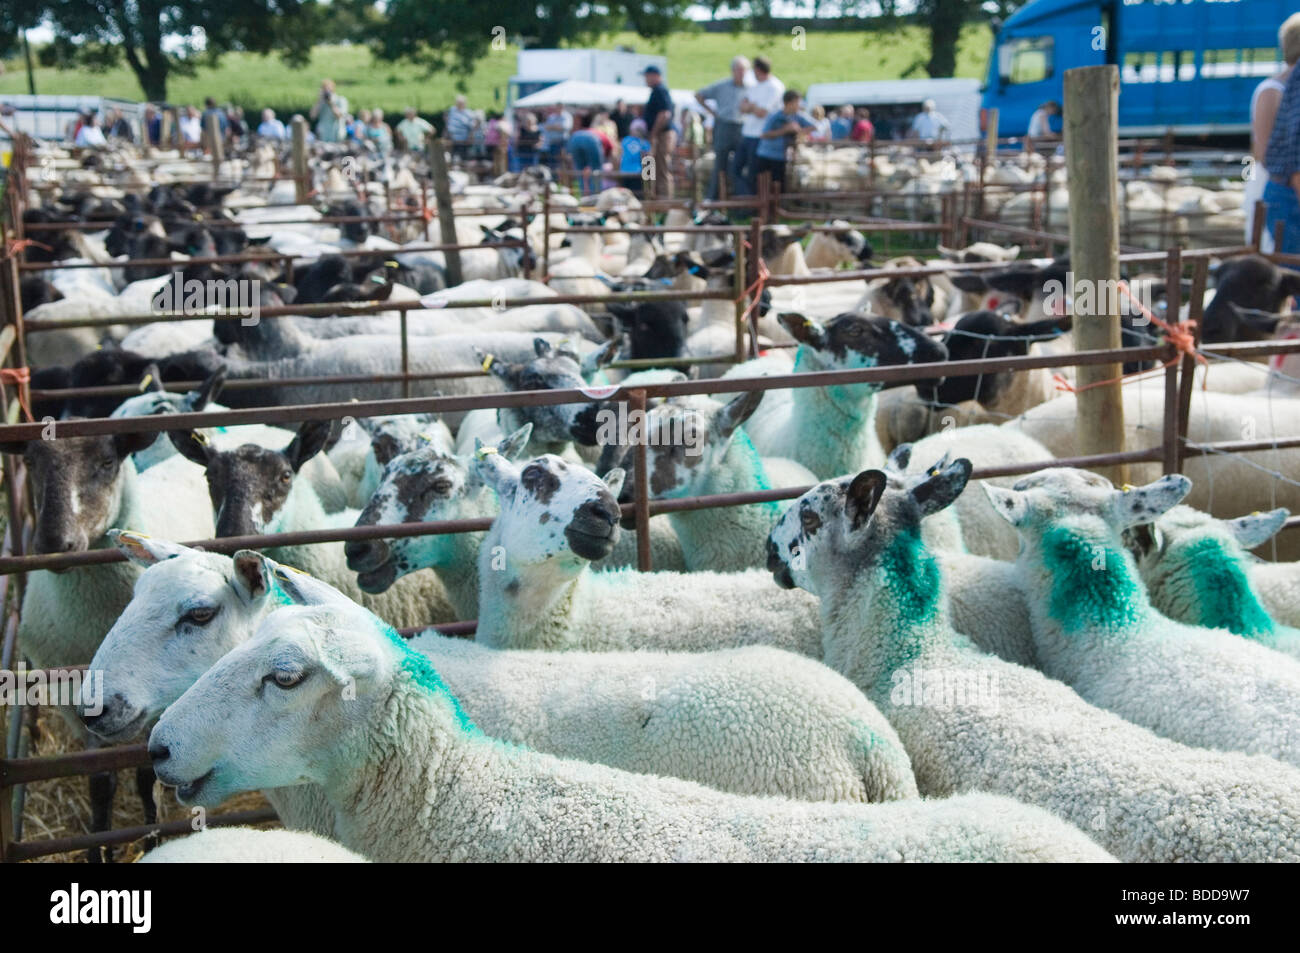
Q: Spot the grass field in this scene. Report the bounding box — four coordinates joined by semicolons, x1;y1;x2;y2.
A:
0;26;993;117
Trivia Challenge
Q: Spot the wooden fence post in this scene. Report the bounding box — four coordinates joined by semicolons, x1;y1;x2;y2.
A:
1064;65;1127;485
204;112;223;179
292;116;309;204
428;139;463;287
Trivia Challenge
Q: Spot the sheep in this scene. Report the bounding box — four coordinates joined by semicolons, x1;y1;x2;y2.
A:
88;537;919;810
1004;383;1300;559
138;827;369;863
720;312;948;480
1124;505;1300;660
765;455;1300;862
108;366;229;471
802;222;874;270
984;468;1300;766
855;257;939;327
148;578;1112;862
600;391;815;572
328;413;455;510
469;450;824;654
1253;555;1300;631
167;419;456;629
1202;255;1300;344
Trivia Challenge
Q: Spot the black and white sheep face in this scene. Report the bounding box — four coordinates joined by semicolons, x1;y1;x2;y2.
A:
474;452;625;565
780;311;948;380
1203;256;1300;344
608;301;691;363
480;338;618;447
983;468;1192;536
150;601;394;808
82;538;272;742
767;455;972;596
916;311;1070;407
169;421;333;538
1123;505;1288;567
0;431;155;561
805;223;874;268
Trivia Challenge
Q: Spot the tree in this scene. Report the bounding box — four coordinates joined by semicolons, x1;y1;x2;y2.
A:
3;0;329;102
371;0;694;80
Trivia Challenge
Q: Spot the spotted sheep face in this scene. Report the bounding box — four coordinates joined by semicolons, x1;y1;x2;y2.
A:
0;431;156;561
477;338;619;447
778;311;948;380
473;452;625;566
169;420;334;539
347;425;532;593
1123;504;1288;568
767;454;972;597
983;468;1193;537
82;536;278;742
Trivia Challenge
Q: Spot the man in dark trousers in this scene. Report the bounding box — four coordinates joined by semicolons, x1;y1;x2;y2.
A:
643;65;675;199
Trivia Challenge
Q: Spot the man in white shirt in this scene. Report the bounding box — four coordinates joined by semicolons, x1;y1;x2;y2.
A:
257;108;287;140
735;55;784;197
1024;100;1060;154
74;114;107;148
908;99;950;143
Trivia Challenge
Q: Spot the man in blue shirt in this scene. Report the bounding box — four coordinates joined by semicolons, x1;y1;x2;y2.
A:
1264;64;1300;253
642;64;675;199
755;90;815;191
829;105;854;141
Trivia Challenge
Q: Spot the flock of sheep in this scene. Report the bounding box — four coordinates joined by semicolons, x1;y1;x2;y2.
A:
9;134;1300;863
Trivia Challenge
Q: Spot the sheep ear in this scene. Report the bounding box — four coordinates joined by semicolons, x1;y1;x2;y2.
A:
983;483;1029;527
471;442;520;499
715;390;763;442
937;244;958;260
114;429;157;459
949;273;988;294
110;530;193;566
910;457;972;517
885;443;912;475
231;550;275;605
475;348;513;382
284;419;333;472
190;367;227;411
269;560;353;607
168;429;212;467
1006;245;1021;259
497;423;533;460
845;469;888;530
139;363;164;393
1226;508;1289;549
602;467;626;499
1111;474;1192;528
533;338;553;359
581;339;620;379
1124;522;1163;559
778;313;828;349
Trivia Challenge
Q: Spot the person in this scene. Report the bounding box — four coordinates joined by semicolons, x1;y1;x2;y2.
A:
310;79;349;143
446;95;477;159
257;108;286;140
643;64;676;199
620;118;651;196
1248;14;1300;249
74;112;108;148
200;97;228;140
851;107;874;143
808;104;831;142
909;99;950;143
1263;63;1300;254
542;105;573;171
1024;100;1061;153
829;104;854;141
567;112;605;193
227;106;246;148
696;55;753;200
366;108;394;156
106;108;133;141
515;111;542;168
755;89;815;191
736;55;785;196
484;110;511;175
396;107;434;152
143;105;162;146
179;106;202;151
611;98;633;139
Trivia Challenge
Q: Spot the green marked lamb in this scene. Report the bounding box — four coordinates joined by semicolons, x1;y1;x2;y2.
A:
148;576;1114;862
766;457;1300;862
985;469;1300;765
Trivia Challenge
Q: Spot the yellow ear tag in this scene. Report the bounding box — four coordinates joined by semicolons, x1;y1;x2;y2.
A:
1121;484;1135;493
481;354;495;373
138;373;153;393
275;563;311;578
475;445;498;460
191;430;210;446
385;259;399;268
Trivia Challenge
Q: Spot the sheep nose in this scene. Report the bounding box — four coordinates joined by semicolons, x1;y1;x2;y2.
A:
148;742;169;763
345;539;386;571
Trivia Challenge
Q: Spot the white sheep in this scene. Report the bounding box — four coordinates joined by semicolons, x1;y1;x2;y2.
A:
89;537;919;810
327;413;455;510
1252;559;1300;631
138;827;368;863
149;588;1112;862
765;456;1300;861
985;468;1300;766
168;419;456;628
1125;505;1300;660
470;451;824;655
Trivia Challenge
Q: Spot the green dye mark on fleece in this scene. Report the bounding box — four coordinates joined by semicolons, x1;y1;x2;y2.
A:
1177;537;1276;637
1041;526;1145;635
380;624;478;733
731;430;782;518
875;526;942;670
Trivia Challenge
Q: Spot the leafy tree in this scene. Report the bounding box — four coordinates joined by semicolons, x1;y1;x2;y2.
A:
2;0;330;102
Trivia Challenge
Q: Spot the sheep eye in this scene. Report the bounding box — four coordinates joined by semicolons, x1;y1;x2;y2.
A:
183;606;217;626
280;470;293;485
265;669;305;689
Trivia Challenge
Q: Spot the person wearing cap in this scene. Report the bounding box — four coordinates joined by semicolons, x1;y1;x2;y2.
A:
696;55;753;200
642;64;675;199
736;55;785;197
